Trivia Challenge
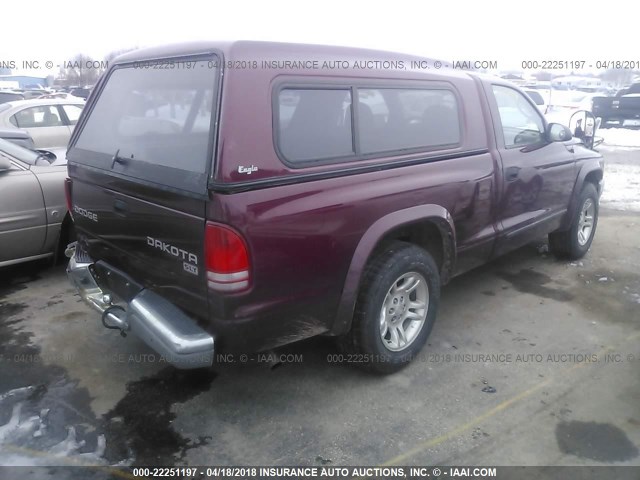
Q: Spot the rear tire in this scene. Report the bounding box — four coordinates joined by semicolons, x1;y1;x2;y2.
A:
549;183;599;260
339;242;440;374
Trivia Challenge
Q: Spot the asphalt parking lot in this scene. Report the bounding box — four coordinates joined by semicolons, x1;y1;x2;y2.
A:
1;155;639;471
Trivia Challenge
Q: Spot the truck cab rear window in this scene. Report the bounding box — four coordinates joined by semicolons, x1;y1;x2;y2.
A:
71;58;217;194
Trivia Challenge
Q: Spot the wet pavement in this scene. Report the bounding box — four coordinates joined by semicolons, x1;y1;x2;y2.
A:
1;210;639;473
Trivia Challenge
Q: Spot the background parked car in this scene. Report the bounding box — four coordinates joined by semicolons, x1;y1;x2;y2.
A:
592;83;640;129
0;138;73;267
69;87;92;100
545;91;600;126
0;128;35;149
524;89;550;114
21;88;49;100
37;92;85;101
0;98;84;148
0;91;25;104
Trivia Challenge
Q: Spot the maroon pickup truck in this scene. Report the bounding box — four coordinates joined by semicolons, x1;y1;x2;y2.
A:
65;41;604;373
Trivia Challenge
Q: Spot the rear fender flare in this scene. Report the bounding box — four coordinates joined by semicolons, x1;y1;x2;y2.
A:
330;204;456;335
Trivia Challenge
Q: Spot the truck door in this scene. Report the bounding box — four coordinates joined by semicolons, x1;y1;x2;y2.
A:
486;84;576;255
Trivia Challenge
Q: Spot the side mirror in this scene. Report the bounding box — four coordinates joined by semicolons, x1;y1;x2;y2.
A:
0;157;11;171
547;122;572;142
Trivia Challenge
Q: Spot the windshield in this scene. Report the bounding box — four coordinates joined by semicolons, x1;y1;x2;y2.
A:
0;137;40;165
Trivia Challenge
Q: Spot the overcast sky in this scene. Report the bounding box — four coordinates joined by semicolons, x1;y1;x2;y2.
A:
1;0;636;74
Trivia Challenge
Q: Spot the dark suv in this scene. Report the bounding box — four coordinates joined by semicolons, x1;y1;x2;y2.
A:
65;41;604;373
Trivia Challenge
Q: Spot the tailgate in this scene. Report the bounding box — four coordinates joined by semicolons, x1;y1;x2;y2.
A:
592;97;613;117
69;174;207;317
66;54;220;319
618;96;640;118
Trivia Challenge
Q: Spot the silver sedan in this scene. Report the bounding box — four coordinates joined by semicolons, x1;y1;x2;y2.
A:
0;138;73;267
0;98;84;149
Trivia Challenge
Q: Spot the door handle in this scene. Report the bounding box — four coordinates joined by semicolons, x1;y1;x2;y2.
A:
505;166;520;181
565;145;575;153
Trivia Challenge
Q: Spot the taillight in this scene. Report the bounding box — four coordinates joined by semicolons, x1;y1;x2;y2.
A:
205;222;250;293
64;178;73;216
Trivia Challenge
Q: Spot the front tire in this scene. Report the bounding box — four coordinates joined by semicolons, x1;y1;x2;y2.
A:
549;183;599;259
340;242;440;374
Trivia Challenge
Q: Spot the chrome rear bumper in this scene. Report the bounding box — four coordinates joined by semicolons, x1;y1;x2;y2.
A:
65;243;214;369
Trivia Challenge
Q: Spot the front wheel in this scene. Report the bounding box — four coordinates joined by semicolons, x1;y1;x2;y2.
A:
339;242;440;374
549;183;599;259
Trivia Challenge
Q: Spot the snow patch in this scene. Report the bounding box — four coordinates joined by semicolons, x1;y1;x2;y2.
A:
0;386;130;467
599;128;640;148
601;162;640;212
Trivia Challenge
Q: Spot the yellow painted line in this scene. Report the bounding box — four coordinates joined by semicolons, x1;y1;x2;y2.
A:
381;378;551;466
381;332;640;466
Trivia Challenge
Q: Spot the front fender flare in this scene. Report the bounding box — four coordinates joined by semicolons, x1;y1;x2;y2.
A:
561;160;603;231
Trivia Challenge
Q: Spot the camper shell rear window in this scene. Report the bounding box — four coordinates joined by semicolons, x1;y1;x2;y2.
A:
68;55;219;195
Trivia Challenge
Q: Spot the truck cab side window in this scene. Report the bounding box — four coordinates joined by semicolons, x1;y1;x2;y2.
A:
492;85;544;148
357;88;460;154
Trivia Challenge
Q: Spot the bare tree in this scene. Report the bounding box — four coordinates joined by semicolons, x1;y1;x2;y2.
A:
58;54;100;87
56;47;138;87
600;68;638;87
